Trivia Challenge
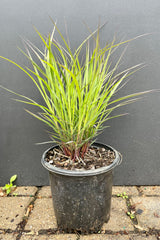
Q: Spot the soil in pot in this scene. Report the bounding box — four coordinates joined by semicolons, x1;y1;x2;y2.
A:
45;145;115;170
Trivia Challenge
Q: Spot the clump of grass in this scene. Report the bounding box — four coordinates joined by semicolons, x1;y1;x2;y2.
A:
0;23;150;160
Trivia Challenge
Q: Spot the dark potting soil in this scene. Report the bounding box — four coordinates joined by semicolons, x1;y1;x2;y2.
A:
45;146;115;170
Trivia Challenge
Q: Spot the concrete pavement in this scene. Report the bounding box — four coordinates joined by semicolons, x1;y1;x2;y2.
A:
0;186;160;240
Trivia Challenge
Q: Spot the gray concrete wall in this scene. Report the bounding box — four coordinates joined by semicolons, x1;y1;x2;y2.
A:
0;0;160;186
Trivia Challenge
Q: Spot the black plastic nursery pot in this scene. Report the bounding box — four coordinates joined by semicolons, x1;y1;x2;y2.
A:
41;142;122;233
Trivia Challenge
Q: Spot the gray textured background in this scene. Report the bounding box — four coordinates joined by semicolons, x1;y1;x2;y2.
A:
0;0;160;186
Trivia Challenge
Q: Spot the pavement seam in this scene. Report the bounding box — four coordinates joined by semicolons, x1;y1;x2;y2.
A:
136;186;142;195
0;228;14;234
15;186;41;240
136;186;160;197
126;196;140;235
1;227;159;238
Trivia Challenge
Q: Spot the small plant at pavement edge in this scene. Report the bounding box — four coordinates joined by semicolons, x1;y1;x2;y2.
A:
127;211;136;219
2;175;17;195
117;192;136;219
117;192;128;199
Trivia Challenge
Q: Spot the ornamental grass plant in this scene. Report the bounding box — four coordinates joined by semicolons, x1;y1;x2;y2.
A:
0;23;150;161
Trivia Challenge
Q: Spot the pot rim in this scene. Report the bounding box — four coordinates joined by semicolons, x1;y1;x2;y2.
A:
41;142;122;176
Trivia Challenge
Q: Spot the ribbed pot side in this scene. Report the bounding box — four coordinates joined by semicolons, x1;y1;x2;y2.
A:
41;142;122;233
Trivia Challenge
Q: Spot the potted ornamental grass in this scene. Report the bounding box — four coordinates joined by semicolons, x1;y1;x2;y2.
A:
0;23;150;232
